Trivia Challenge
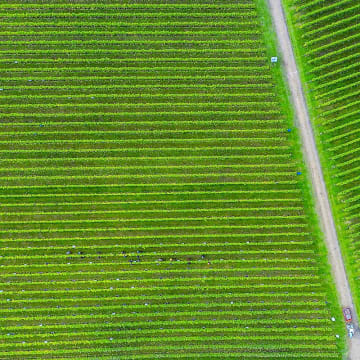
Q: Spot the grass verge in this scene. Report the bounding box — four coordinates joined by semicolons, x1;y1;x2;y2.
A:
281;0;360;324
256;0;347;354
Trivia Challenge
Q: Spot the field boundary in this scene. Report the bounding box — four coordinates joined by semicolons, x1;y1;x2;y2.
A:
266;0;358;357
280;0;360;321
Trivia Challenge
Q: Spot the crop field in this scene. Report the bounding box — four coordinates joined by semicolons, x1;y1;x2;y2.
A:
284;0;360;313
0;0;342;359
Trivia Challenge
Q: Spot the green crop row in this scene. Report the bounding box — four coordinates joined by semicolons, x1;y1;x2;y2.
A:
0;0;344;358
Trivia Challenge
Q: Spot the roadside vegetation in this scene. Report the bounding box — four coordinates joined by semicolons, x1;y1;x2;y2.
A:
283;0;360;317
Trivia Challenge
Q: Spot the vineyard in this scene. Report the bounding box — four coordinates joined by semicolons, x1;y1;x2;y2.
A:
283;0;360;316
0;0;343;359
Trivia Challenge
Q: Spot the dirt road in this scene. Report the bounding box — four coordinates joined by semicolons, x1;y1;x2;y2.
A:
266;0;360;358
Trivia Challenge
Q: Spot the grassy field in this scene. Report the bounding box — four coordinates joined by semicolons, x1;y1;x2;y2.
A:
0;0;344;358
283;0;360;316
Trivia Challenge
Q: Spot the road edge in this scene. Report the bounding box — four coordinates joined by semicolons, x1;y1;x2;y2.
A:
266;0;359;358
281;0;360;334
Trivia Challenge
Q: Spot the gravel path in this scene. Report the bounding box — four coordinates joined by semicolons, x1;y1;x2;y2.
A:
266;0;360;358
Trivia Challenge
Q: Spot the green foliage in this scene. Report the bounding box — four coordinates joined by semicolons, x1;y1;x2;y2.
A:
0;0;343;358
283;0;360;326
